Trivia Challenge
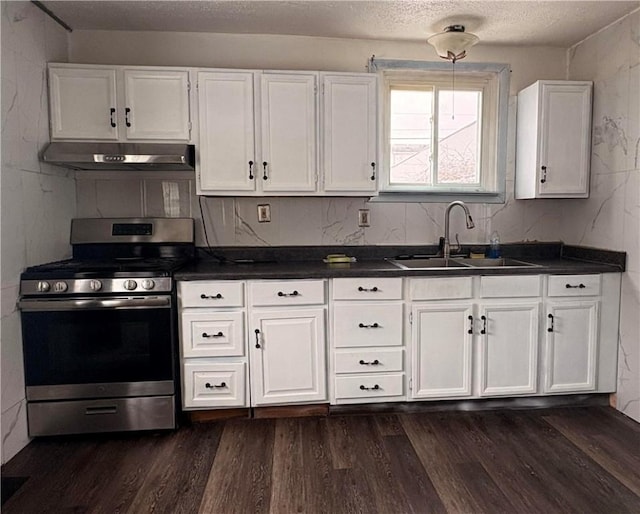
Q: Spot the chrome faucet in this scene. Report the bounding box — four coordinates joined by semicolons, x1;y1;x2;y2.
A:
443;201;475;259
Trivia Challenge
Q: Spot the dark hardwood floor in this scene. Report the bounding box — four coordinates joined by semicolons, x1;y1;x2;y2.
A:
2;406;640;513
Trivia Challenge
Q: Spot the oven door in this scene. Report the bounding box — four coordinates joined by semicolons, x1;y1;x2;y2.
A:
19;296;175;401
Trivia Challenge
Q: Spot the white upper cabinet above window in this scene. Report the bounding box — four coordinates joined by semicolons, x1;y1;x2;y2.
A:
48;64;192;143
515;80;592;199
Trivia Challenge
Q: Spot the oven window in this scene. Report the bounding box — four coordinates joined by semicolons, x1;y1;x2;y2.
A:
22;307;173;386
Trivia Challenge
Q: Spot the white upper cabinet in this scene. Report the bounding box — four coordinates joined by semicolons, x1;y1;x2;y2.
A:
321;73;378;193
196;69;379;196
260;72;318;192
123;69;191;140
516;80;592;199
48;64;191;142
197;71;257;193
49;67;119;140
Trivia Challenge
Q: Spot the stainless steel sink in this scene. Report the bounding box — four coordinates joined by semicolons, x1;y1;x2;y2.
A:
389;258;472;270
388;257;540;270
461;258;540;268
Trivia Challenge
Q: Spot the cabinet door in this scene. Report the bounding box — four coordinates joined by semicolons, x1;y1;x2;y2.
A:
197;71;257;193
538;83;591;197
544;300;599;393
250;308;326;405
322;74;377;193
123;70;190;140
49;67;118;140
478;302;539;396
411;303;474;398
260;73;317;192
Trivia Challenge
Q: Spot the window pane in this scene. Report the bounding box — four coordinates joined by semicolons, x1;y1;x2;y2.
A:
389;89;433;184
437;90;481;185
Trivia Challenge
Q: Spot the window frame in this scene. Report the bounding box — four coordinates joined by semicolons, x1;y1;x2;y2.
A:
370;59;510;204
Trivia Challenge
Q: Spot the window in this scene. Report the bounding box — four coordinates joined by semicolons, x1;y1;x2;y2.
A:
373;60;509;202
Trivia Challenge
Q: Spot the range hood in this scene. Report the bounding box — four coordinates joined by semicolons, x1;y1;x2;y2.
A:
41;142;195;171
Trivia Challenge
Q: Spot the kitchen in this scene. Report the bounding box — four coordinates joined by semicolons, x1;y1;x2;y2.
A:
1;0;639;511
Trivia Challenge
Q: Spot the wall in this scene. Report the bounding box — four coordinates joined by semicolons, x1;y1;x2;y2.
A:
566;9;640;422
1;2;73;463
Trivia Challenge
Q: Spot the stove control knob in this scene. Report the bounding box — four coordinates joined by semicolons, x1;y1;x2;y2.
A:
53;281;68;293
123;279;138;291
88;280;102;292
140;279;155;290
37;281;51;292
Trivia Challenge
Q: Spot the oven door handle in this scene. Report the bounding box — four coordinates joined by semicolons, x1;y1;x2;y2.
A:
18;296;171;311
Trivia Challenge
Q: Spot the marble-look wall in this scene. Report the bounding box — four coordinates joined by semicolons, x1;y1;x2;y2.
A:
566;9;640;423
1;2;73;463
77;97;563;247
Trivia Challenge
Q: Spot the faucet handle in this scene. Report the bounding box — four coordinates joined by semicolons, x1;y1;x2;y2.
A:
438;236;445;255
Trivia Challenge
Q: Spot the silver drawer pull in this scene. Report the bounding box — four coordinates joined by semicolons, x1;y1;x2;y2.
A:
277;290;299;297
205;382;227;389
565;283;586;289
358;286;379;292
359;359;380;366
201;293;223;299
359;384;380;391
358;322;380;328
202;331;224;338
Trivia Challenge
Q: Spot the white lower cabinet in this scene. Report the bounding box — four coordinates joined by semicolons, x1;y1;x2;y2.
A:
250;308;326;405
543;275;603;393
177;272;620;412
178;281;248;410
331;277;405;404
248;280;327;406
478;301;540;396
410;276;541;400
412;303;474;398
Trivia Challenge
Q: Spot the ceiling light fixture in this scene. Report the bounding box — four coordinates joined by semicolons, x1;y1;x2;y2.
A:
427;24;479;63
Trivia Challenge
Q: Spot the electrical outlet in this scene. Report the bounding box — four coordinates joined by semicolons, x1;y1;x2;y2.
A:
358;209;370;227
257;204;271;223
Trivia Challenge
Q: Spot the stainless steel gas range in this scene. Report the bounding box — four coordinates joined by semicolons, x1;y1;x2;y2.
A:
18;218;195;436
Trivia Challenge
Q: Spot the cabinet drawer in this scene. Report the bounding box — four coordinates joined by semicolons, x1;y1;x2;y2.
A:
182;361;246;408
179;281;244;308
181;311;245;358
333;278;402;300
334;348;404;374
334;373;404;399
480;275;542;298
548;274;601;296
249;280;325;306
410;277;473;300
333;303;403;348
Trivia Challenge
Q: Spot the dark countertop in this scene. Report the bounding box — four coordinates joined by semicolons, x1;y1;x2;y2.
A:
175;244;625;281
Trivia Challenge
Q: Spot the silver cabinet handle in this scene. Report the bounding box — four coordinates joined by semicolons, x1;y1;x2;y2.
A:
200;293;223;299
358;323;380;328
205;382;226;389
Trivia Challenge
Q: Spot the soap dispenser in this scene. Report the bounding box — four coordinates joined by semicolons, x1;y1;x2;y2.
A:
488;231;501;258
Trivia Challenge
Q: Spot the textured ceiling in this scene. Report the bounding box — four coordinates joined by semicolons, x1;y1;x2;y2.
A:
40;0;639;47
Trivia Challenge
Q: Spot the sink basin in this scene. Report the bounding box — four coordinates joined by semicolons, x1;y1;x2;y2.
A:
389;258;472;270
461;258;540;268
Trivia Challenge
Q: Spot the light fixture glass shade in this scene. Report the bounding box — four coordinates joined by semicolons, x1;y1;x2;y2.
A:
427;26;479;62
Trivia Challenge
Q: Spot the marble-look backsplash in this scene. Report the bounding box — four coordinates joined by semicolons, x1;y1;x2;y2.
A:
568;9;639;423
1;1;72;463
